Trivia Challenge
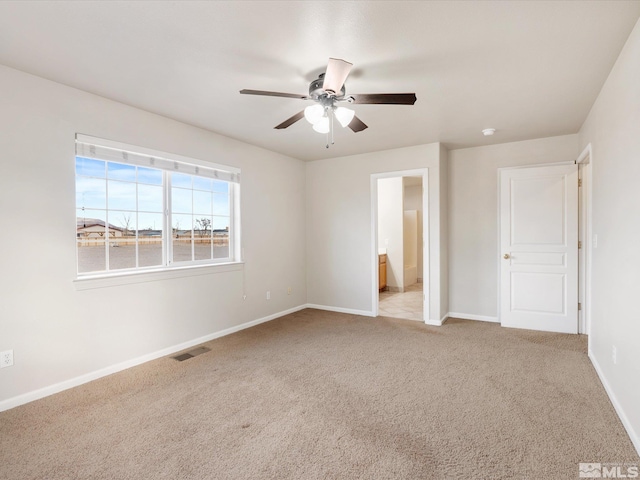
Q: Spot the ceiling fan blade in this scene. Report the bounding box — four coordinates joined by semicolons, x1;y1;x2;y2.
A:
240;89;309;100
274;111;305;129
322;58;353;95
349;93;417;105
348;115;368;133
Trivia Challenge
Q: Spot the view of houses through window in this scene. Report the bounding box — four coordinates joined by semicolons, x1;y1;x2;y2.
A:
76;152;234;275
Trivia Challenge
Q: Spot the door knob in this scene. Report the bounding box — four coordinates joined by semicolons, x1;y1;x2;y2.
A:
503;253;510;259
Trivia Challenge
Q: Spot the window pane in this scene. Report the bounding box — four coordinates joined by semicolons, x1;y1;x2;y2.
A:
108;180;137;211
172;173;192;188
194;216;212;261
212;180;228;193
193;190;212;215
212;217;230;259
76;157;105;178
172;187;192;214
77;209;107;235
138;167;163;185
194;216;212;236
138;212;162;232
193;176;213;191
109;211;136;237
107;211;136;270
108;162;136;182
138;213;163;267
77;237;106;273
172;213;193;263
212;216;230;231
76;177;106;210
138;184;163;213
212;193;229;216
76;209;107;273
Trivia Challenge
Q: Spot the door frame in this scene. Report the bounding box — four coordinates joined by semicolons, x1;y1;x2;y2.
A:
371;169;429;322
496;161;577;330
577;144;593;335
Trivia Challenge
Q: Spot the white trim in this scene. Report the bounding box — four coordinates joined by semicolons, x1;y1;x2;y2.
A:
370;176;379;317
0;304;306;413
74;262;244;290
576;143;593;165
425;317;443;326
497;160;576;172
576;143;593;336
589;350;640;456
304;303;375;317
448;312;500;323
440;313;449;324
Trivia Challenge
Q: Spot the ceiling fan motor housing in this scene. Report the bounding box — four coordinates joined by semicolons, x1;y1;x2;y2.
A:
309;73;346;100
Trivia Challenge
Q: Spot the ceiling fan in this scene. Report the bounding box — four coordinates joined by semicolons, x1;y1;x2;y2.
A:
240;58;417;147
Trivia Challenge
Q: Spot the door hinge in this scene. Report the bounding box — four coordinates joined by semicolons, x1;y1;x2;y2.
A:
578;178;582;187
578;241;582;249
578;302;582;311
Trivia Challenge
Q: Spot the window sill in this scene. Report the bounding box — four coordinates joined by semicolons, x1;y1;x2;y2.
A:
73;261;244;290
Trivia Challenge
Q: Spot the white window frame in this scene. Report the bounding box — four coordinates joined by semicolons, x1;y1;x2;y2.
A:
74;134;242;284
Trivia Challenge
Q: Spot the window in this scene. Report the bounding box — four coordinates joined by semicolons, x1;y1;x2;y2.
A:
75;135;240;276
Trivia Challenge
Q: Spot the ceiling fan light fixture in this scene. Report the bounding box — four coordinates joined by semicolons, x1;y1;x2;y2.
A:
312;116;330;134
334;107;355;128
304;104;324;125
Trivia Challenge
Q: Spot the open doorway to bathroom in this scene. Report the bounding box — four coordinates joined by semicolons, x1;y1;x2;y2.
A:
375;174;426;321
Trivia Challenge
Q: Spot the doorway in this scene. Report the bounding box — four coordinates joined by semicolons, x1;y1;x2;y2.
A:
372;170;428;322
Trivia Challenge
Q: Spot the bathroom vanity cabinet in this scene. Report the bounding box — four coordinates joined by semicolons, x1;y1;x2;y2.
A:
379;254;387;291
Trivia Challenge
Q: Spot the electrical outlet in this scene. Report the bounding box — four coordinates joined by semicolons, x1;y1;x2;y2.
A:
612;345;617;365
287;287;292;295
0;350;13;368
266;291;270;300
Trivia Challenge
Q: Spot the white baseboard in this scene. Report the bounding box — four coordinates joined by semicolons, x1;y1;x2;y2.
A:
588;349;640;457
448;312;500;323
305;303;375;317
425;318;444;326
0;304;307;413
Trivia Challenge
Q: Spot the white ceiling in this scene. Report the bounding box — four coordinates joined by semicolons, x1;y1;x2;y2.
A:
1;1;639;161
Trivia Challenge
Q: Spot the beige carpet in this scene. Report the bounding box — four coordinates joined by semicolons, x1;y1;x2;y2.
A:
1;310;637;479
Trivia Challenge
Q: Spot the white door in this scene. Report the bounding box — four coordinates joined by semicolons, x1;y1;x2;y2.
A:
500;164;578;333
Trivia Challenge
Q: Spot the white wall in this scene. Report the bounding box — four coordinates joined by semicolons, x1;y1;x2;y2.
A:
0;65;307;406
403;183;423;281
377;177;404;289
306;143;443;322
448;134;578;319
402;210;418;286
578;18;640;454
